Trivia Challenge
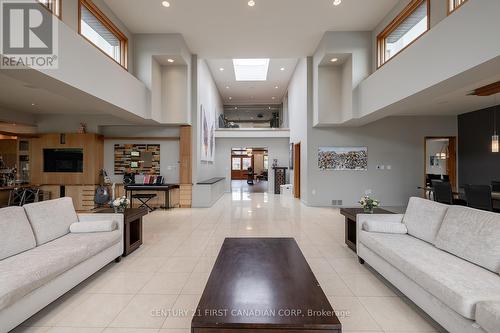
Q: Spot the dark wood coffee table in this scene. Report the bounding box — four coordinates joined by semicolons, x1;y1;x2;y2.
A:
96;208;148;257
192;238;342;333
340;208;394;255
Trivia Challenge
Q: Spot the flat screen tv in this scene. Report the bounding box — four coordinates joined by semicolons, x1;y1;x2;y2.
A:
43;148;84;173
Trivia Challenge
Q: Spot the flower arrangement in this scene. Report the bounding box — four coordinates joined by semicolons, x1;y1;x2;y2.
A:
112;196;130;213
359;195;379;213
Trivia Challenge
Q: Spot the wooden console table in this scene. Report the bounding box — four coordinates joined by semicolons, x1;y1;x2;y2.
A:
340;208;394;253
96;207;148;256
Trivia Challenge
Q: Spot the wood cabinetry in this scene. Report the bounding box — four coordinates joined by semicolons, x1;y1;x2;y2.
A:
30;133;103;185
179;184;192;208
66;185;98;211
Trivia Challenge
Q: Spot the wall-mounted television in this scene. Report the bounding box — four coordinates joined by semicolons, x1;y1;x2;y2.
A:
43;149;84;173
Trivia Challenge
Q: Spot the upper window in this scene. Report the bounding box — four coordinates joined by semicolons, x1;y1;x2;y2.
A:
377;0;429;68
78;0;128;69
449;0;468;14
37;0;61;18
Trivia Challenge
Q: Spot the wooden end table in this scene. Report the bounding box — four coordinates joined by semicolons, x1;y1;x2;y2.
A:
340;208;394;255
96;208;148;257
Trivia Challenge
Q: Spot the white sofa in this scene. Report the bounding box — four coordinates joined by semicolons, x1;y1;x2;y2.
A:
0;198;124;332
357;197;500;333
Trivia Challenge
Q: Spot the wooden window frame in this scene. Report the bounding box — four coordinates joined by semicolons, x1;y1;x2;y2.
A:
78;0;128;70
448;0;469;15
376;0;430;69
37;0;62;19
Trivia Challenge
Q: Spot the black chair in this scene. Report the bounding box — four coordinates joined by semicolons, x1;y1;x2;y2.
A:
22;188;40;205
431;180;453;204
464;185;493;211
8;188;25;206
491;181;500;193
131;193;157;211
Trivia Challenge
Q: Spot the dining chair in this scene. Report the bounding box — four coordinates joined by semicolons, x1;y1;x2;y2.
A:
464;185;493;211
22;187;40;205
491;181;500;192
431;180;453;205
8;188;25;206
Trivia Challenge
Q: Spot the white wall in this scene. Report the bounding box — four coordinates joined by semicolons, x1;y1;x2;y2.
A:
161;65;189;124
371;0;448;73
61;0;135;74
213;137;290;193
306;116;457;207
194;59;224;183
287;58;309;202
358;0;500;122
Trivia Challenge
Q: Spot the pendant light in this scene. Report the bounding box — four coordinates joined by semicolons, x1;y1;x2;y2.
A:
493;95;499;153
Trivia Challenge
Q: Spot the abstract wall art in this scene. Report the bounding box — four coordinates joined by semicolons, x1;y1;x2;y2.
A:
318;147;368;171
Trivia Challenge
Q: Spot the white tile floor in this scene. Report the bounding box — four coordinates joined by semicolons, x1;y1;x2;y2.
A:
15;193;443;333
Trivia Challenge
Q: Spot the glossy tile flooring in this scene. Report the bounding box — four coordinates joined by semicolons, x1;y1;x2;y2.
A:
15;192;443;333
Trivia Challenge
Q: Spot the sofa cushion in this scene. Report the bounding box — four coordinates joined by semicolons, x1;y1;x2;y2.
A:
0;230;121;311
23;197;79;245
0;207;36;260
476;301;500;333
435;205;500;273
402;197;448;243
362;220;408;234
360;231;500;319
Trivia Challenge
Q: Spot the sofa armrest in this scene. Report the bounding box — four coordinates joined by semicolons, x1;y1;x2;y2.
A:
476;301;500;333
77;213;124;256
356;214;404;255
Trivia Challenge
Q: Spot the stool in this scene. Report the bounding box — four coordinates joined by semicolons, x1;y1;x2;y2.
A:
131;193;157;211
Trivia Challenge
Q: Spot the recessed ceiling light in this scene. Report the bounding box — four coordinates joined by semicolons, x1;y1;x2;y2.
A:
248;0;256;7
275;86;279;89
235;107;238;110
229;97;232;100
280;67;285;71
272;97;276;100
226;86;230;89
162;1;170;8
167;58;174;63
31;103;36;106
330;58;339;62
268;106;271;110
219;67;224;71
333;0;342;6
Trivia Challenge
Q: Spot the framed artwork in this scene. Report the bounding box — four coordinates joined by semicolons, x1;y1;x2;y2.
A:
318;147;368;171
201;105;215;162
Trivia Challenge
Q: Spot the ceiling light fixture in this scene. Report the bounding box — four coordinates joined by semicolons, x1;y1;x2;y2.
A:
333;0;342;6
330;58;339;62
162;1;170;8
219;67;224;71
275;86;279;89
272;97;276;100
233;59;270;81
280;67;285;71
226;86;230;89
229;97;232;100
167;58;174;63
248;0;256;7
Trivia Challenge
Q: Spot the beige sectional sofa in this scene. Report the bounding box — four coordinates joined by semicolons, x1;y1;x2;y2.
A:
357;197;500;333
0;198;124;332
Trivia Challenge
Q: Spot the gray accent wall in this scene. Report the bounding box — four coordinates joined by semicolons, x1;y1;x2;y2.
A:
458;105;500;186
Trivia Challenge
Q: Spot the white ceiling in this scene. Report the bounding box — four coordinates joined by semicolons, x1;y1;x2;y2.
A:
103;0;399;58
207;58;298;104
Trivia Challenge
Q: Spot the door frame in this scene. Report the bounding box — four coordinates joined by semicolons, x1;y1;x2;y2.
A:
424;136;457;191
293;143;301;199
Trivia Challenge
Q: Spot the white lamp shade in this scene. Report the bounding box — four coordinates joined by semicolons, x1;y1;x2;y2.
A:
492;135;499;153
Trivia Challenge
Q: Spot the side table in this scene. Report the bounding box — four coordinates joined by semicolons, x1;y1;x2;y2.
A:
96;208;148;257
340;207;394;254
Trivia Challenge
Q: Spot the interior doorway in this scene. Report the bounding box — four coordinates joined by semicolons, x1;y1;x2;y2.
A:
231;148;269;193
424;137;457;191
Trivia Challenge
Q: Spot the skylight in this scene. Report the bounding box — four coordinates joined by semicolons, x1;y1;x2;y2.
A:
233;59;270;81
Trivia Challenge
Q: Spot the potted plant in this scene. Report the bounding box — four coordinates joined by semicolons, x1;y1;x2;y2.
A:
359;195;380;214
112;196;130;213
